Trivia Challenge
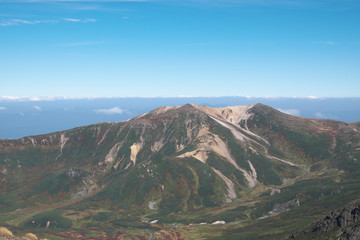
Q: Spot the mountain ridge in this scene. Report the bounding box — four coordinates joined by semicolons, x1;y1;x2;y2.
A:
1;103;360;239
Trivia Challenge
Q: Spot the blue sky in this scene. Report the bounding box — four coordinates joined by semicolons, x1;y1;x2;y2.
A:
1;0;359;97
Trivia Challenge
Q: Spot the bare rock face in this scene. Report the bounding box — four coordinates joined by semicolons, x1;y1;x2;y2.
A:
290;202;360;239
65;167;81;178
260;198;300;219
340;225;360;240
313;204;360;232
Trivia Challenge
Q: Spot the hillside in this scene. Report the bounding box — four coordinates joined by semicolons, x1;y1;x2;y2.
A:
1;103;360;239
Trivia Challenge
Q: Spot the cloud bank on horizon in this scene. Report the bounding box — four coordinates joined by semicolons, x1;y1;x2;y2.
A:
0;95;337;102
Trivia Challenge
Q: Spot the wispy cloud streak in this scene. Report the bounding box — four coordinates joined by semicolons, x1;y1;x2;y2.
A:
0;19;57;26
324;41;337;45
0;18;96;26
0;96;356;103
0;0;150;2
277;108;300;116
315;112;337;119
56;41;104;47
63;18;96;23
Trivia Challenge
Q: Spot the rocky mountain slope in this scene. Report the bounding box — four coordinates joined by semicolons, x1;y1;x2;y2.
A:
1;103;360;239
290;200;360;239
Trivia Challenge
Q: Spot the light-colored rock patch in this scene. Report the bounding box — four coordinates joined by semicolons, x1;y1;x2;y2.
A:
104;142;122;164
271;188;281;196
176;143;186;152
194;104;270;149
148;200;160;210
247;160;258;186
55;134;69;160
98;127;111;145
151;139;164;152
192;104;253;124
197;126;209;138
212;220;226;225
210;116;246;142
29;137;36;146
176;128;257;188
150;106;180;115
186;125;193;140
266;155;300;167
259;198;300;219
208;135;257;188
130;143;143;165
212;168;237;202
211;135;238;167
177;150;208;163
60;134;69;152
0;168;8;174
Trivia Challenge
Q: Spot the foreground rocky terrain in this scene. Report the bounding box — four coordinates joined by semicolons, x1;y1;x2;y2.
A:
290;201;360;239
1;103;359;239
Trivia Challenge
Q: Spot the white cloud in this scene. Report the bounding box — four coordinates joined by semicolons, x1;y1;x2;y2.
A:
306;96;322;99
63;18;96;23
63;18;81;22
57;41;104;47
315;112;326;118
315;112;337;119
244;96;324;100
0;95;355;103
0;96;58;102
0;96;26;101
0;19;57;26
0;106;6;110
0;96;113;102
0;0;150;2
85;18;96;22
32;106;42;111
177;95;194;98
0;18;95;27
277;108;300;116
324;41;337;45
94;107;125;115
29;96;50;101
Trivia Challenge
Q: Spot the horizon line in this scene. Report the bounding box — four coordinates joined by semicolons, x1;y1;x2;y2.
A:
1;95;360;102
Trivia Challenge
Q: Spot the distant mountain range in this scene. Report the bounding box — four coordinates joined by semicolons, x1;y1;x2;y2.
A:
1;97;360;139
1;103;360;239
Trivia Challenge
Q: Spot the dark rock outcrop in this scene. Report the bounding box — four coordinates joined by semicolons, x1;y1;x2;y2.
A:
290;201;360;239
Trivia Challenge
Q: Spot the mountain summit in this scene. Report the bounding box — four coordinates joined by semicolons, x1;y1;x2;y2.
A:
1;103;360;239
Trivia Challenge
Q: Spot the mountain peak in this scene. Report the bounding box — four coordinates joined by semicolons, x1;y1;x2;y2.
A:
1;102;360;239
191;104;255;125
147;105;181;116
